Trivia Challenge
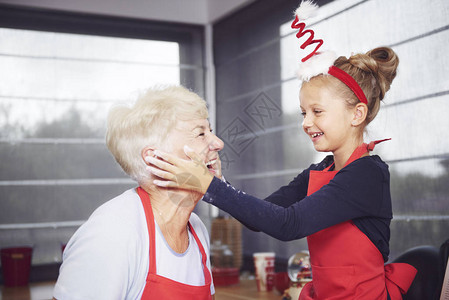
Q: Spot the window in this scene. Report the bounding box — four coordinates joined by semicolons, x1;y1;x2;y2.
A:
0;4;204;265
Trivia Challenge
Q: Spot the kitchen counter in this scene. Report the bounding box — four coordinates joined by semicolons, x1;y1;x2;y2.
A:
215;279;284;300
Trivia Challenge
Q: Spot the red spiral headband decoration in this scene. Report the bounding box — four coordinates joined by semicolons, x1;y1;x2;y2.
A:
291;1;368;105
291;15;323;63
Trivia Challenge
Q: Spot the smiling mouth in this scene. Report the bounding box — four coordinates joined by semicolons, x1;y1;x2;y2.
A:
311;132;323;138
206;159;217;172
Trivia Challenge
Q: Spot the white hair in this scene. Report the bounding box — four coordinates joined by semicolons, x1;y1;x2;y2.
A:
106;85;208;184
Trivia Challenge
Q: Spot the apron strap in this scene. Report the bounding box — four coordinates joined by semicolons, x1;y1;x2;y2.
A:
188;223;212;285
323;139;391;172
137;187;157;276
346;138;391;167
137;187;211;284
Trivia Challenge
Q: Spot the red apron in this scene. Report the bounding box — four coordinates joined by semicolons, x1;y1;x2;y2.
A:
137;187;213;300
299;141;417;300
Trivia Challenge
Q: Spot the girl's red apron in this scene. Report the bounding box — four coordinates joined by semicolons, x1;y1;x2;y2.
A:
136;187;212;300
299;141;417;300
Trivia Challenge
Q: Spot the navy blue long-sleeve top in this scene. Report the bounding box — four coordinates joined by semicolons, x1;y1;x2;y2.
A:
204;155;393;261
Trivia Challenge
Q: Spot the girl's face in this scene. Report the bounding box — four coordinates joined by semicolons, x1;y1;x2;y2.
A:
300;78;358;156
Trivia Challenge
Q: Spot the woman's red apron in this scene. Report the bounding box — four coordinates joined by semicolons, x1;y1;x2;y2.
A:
299;141;417;300
136;187;212;300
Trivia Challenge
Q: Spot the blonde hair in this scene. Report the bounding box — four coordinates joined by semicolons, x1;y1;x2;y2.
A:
309;47;399;127
106;85;208;183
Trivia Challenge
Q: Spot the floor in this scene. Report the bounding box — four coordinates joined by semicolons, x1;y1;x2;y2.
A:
1;279;284;300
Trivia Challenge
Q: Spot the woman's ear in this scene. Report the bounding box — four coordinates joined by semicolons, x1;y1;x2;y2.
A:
141;146;156;164
351;103;368;126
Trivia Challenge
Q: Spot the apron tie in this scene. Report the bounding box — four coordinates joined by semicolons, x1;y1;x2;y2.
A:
367;138;391;151
384;263;417;299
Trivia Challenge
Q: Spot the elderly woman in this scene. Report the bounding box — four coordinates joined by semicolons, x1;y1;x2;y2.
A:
53;86;223;300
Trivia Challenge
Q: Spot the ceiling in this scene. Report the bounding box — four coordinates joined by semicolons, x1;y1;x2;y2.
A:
0;0;256;25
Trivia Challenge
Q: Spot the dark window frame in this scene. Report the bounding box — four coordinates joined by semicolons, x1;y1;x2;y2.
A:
0;3;202;47
0;3;205;77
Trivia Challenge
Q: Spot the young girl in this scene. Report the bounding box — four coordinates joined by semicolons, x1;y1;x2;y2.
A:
146;47;416;299
145;5;417;298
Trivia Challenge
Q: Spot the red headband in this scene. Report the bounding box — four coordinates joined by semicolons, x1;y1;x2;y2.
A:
328;66;368;104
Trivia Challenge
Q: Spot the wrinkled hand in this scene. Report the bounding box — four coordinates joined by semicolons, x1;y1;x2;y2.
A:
145;146;214;195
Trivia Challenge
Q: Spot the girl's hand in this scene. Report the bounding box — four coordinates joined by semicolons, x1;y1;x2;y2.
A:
214;154;223;180
145;146;214;195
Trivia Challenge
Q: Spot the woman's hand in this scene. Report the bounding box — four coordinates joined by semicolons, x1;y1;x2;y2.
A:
145;146;215;195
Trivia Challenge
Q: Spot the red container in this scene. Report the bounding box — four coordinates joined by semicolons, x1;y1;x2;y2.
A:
212;267;239;286
1;247;33;287
274;272;290;294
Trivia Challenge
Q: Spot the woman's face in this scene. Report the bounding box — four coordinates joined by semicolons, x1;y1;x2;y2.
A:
167;118;224;176
300;79;356;157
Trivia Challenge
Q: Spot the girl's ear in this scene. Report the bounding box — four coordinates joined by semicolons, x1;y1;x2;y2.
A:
351;103;368;126
141;146;156;164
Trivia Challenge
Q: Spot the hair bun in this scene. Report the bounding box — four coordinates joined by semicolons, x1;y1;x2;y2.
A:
332;47;399;125
349;47;399;100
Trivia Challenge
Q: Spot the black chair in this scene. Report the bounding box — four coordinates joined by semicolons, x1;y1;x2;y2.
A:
391;245;441;300
437;239;449;299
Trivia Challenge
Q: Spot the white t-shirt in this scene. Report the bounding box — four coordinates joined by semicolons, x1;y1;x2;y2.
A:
53;188;215;300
